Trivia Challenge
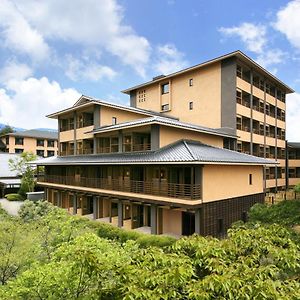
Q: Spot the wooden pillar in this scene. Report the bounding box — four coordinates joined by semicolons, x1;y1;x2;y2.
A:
151;204;157;234
57;191;61;207
73;194;77;215
93;196;97;220
195;209;201;234
118;200;123;227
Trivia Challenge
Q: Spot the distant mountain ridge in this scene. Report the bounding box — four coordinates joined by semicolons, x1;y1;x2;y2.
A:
0;123;57;132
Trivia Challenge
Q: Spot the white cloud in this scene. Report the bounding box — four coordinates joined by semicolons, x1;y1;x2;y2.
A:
274;0;300;50
0;60;33;84
12;0;151;75
65;55;116;82
153;44;188;75
219;23;267;54
286;92;300;141
256;49;286;69
0;0;50;61
0;77;80;129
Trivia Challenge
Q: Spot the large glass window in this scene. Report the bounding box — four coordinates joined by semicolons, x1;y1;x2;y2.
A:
15;137;23;145
161;83;169;94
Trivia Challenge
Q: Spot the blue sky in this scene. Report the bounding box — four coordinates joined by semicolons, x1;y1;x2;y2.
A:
0;0;299;140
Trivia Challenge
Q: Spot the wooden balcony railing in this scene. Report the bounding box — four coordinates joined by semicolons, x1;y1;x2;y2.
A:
38;175;202;200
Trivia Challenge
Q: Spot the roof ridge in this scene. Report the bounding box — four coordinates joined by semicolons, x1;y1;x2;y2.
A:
183;140;197;160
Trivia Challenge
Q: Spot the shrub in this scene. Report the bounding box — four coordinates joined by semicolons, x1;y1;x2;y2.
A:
97;222;176;248
5;193;24;201
19;200;54;222
249;201;300;226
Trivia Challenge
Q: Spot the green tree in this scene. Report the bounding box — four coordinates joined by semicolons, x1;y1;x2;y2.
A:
0;220;39;285
8;152;37;198
0;125;14;136
294;183;300;199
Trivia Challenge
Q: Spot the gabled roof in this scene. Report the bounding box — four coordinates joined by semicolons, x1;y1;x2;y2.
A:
2;130;58;140
122;50;294;94
33;140;276;166
47;95;178;120
89;116;237;138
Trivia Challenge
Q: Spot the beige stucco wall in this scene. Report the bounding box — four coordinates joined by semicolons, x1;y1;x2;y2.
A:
100;106;147;127
136;62;222;128
202;164;263;202
159;125;223;148
162;209;182;235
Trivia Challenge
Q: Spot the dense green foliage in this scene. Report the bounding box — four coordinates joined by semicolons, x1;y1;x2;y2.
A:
249;200;300;226
98;222;176;248
8;152;37;198
294;183;300;194
5;193;24;201
0;200;299;299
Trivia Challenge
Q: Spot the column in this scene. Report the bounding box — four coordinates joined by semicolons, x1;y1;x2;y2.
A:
57;191;62;207
151;204;157;234
195;209;201;234
74;111;77;155
73;194;77;215
118;130;123;153
118;200;123;227
93;196;98;220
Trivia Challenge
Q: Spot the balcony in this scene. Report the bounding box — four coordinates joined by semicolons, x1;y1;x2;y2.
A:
38;175;202;200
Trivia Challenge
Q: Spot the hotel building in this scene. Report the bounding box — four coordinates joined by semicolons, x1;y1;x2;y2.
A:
0;129;58;157
35;50;295;237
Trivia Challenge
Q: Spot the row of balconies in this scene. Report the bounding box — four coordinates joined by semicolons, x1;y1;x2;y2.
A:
236;90;285;121
237;116;285;140
236;65;286;103
38;174;202;200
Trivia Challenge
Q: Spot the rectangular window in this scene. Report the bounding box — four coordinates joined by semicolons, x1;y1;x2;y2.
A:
161;104;170;111
47;140;55;147
249;174;253;185
236;65;242;78
5;136;9;145
15;148;23;154
37;139;44;147
236;89;242;104
15;137;24;145
189;101;193;110
236;116;242;130
112;117;117;125
161;83;169;94
36;150;45;157
47;150;55;157
189;78;193;86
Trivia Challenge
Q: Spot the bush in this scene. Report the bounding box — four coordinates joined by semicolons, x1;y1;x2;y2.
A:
249;200;300;226
18;200;54;222
97;222;176;248
5;193;24;201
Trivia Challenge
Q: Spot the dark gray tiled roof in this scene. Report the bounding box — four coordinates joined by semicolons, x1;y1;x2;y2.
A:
5;130;58;140
34;140;275;166
288;142;300;149
90;116;236;138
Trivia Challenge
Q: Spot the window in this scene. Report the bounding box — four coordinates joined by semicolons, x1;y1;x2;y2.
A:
249;174;253;185
236;116;242;130
47;140;55;147
138;90;146;103
189;101;193;110
5;136;9;145
112;117;117;125
15;137;23;145
236;89;242;104
189;78;193;86
47;150;55;157
161;83;169;94
36;150;45;157
236;65;242;78
161;104;170;111
37;139;44;147
15;148;23;154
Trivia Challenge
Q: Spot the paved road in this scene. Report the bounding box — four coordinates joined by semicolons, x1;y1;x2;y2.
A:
0;198;24;216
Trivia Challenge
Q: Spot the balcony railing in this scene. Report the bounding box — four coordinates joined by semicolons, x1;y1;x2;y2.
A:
38;175;202;200
77;119;94;128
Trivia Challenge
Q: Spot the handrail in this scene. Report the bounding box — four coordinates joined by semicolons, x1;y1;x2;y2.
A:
38;175;202;200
